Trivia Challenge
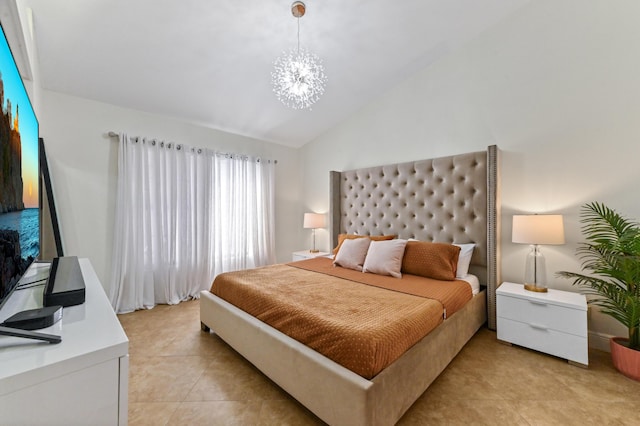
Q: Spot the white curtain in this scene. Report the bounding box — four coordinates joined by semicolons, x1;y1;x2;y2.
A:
109;134;276;313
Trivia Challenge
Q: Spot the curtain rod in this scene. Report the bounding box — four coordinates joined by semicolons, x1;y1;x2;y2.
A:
106;131;277;163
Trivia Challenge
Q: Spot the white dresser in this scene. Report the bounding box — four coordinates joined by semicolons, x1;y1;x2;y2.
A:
497;282;588;366
0;259;129;425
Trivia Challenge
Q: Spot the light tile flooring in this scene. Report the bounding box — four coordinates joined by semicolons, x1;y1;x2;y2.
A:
119;300;640;425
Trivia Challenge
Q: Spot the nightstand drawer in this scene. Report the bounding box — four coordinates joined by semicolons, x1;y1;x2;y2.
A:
292;253;307;261
497;317;588;365
497;294;586;337
292;251;330;261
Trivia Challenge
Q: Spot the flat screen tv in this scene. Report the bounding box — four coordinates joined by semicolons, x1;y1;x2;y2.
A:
0;22;39;311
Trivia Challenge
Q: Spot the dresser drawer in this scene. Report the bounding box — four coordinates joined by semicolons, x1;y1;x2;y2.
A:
497;294;587;337
497;317;588;365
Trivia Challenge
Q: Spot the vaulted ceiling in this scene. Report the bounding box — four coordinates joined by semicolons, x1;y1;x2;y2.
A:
15;0;529;147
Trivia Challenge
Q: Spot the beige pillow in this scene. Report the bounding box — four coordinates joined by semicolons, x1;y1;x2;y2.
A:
332;234;395;255
333;237;371;271
363;239;408;278
401;241;460;281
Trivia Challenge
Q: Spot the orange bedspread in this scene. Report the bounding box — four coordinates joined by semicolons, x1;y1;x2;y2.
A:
210;257;472;379
290;257;472;318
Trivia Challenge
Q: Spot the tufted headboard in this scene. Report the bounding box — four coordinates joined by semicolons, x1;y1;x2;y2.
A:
329;146;501;329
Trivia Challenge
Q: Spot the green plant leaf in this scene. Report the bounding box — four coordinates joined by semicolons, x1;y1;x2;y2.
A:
556;202;640;351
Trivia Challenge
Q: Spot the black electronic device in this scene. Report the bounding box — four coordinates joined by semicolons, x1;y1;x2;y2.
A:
2;305;62;330
43;257;85;307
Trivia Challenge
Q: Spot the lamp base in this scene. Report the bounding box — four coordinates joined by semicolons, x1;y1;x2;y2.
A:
309;249;319;253
524;283;548;293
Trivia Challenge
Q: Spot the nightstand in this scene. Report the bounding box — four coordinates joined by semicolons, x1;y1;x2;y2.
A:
497;282;588;366
292;250;330;261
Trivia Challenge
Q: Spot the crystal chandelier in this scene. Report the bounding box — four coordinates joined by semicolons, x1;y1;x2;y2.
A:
272;1;327;110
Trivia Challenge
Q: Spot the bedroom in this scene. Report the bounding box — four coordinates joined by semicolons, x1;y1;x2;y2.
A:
1;0;639;424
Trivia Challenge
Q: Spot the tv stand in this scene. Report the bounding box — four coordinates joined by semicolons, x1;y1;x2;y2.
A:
0;326;61;344
0;259;129;425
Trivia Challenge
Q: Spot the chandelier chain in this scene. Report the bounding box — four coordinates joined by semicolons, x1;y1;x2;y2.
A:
297;18;300;55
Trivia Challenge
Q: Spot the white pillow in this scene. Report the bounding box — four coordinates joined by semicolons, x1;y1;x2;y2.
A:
334;237;371;271
453;243;475;277
363;239;408;278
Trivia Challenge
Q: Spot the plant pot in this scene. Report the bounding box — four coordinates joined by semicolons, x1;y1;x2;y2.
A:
610;337;640;381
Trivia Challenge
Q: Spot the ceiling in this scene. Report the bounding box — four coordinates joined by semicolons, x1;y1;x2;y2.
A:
16;0;529;147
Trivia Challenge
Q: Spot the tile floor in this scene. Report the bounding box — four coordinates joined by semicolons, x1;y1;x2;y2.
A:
119;300;640;425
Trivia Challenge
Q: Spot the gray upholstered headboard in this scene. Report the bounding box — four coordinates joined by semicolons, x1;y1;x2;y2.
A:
329;146;501;329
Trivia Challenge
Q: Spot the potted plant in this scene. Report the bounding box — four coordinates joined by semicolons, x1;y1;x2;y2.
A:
557;202;640;380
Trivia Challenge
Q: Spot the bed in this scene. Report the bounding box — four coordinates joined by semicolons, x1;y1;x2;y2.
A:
200;146;501;425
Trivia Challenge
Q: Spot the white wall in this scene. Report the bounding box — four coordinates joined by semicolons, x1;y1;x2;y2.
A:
300;0;640;348
39;90;302;294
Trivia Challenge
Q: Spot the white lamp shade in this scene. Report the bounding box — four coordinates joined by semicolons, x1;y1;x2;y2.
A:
303;213;326;229
512;214;565;245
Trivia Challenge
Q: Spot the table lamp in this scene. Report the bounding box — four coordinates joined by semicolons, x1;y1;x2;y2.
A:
303;213;326;253
512;214;565;292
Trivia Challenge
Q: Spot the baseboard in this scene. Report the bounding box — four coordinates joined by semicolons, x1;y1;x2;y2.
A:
589;331;613;352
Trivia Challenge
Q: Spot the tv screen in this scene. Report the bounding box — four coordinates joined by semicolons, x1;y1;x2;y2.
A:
0;23;39;310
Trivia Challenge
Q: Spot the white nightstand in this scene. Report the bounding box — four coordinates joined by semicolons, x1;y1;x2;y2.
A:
292;250;330;261
497;282;588;366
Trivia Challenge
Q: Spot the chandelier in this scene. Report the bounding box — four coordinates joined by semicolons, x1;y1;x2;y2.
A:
272;1;327;110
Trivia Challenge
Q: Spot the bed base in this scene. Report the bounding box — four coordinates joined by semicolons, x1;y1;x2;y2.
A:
200;289;487;426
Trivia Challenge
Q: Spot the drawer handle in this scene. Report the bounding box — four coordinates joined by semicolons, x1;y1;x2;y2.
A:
529;300;547;306
529;323;548;331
